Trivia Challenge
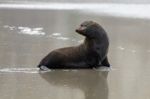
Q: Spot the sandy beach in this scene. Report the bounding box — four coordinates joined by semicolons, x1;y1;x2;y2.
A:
0;4;150;99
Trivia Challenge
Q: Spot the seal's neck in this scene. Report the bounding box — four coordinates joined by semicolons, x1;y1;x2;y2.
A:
84;37;101;46
83;38;96;50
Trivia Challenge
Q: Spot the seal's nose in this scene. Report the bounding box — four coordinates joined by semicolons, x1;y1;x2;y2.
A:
76;29;79;32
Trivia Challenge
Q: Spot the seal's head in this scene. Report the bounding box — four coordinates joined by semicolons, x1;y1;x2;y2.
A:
76;21;101;38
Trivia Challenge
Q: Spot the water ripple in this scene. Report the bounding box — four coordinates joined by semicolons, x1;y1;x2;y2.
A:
0;3;150;19
0;68;39;74
3;25;45;36
0;67;113;74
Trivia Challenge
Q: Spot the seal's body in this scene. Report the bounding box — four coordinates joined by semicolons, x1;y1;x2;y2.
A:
38;21;110;69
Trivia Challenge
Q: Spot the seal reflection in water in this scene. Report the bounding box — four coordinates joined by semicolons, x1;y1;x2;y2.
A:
40;70;109;99
38;21;110;70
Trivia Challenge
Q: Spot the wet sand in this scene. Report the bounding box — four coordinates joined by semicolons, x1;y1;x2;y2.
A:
0;8;150;99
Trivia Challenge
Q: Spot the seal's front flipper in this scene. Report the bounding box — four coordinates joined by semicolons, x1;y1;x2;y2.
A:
101;57;110;67
39;66;50;71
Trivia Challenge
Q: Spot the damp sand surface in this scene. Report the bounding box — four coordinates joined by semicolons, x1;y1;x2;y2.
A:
0;5;150;99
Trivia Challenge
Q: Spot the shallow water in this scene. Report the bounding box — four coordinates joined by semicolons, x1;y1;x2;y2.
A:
0;3;150;99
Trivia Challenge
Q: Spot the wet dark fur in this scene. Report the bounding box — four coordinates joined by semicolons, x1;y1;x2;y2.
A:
38;21;110;69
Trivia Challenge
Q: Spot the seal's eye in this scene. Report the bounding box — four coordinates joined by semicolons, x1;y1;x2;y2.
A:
81;24;87;28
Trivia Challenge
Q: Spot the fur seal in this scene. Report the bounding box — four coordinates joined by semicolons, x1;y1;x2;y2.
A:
38;21;110;69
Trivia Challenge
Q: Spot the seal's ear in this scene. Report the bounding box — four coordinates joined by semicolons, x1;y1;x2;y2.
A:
84;24;100;38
